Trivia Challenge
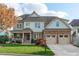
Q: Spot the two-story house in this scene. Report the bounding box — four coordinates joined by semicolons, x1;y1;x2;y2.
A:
11;11;71;45
70;19;79;45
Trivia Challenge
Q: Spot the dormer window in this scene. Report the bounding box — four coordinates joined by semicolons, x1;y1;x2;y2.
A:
56;21;59;27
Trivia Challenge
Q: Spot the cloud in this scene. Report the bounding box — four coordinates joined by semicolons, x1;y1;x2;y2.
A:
5;3;69;18
19;3;48;14
5;3;24;15
41;11;69;18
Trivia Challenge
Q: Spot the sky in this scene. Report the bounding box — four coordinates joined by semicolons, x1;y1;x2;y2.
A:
5;3;79;21
46;3;79;20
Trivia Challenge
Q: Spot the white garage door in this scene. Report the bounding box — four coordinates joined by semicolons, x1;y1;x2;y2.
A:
58;34;70;44
45;34;57;44
45;34;70;44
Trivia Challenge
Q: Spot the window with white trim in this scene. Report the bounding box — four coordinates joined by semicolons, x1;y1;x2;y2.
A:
47;35;50;37
64;35;68;38
35;22;40;28
56;21;59;27
26;22;30;26
60;35;63;37
17;23;22;28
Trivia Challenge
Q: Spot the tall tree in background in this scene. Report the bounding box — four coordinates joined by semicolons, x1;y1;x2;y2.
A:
0;4;17;31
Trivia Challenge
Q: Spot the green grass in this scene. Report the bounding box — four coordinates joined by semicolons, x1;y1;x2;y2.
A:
0;44;54;56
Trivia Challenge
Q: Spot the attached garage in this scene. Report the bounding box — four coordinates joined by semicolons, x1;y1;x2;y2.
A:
45;34;57;44
43;29;71;44
58;34;70;44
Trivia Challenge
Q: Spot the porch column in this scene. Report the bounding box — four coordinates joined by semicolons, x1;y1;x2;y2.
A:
12;33;14;41
22;33;24;44
30;32;31;43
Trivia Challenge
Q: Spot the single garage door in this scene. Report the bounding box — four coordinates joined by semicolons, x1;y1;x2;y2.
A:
45;34;70;44
45;34;57;44
58;34;70;44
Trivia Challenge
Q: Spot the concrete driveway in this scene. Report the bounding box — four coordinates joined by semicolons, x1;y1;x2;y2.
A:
47;44;79;56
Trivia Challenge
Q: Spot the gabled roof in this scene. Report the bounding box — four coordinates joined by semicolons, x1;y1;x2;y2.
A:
70;19;79;26
18;11;68;22
29;11;40;17
19;14;30;20
45;17;71;29
17;12;69;28
19;11;40;20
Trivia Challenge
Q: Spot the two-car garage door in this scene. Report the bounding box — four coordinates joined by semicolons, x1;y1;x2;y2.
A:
45;34;70;44
44;29;71;44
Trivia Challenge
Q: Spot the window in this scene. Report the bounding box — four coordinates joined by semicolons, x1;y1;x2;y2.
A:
77;29;79;33
47;35;50;37
35;22;40;28
56;21;59;27
52;35;55;37
17;23;22;28
60;35;63;37
26;22;30;26
64;35;68;38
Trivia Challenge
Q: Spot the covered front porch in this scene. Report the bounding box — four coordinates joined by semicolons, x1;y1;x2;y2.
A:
11;29;32;44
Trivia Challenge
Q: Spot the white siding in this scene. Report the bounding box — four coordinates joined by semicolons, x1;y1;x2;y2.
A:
46;19;69;29
24;22;30;28
24;22;44;32
13;23;23;30
72;26;79;45
72;26;79;36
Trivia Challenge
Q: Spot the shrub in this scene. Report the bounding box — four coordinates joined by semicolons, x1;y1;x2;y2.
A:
16;40;22;43
31;38;36;43
10;39;22;44
0;35;9;44
35;39;46;46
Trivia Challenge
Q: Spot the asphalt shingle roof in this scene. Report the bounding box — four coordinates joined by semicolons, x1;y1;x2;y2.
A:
70;19;79;26
19;14;30;20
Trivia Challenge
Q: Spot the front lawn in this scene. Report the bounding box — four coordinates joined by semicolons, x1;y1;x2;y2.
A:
0;44;54;56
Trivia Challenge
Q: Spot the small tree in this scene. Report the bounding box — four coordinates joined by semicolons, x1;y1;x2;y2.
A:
0;4;17;31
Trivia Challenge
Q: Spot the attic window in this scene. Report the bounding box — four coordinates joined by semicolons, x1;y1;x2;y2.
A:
56;21;59;27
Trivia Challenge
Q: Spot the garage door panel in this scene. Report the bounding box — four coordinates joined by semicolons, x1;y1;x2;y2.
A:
64;34;70;44
59;34;70;44
45;34;57;44
58;34;64;44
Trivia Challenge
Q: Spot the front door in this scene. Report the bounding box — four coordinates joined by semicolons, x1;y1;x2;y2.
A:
24;33;30;43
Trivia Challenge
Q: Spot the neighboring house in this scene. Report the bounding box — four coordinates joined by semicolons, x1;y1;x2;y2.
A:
0;32;6;36
11;11;71;44
70;19;79;45
0;29;6;36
